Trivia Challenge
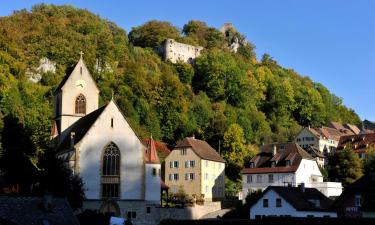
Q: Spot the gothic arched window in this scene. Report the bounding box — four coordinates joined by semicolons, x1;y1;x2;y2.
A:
102;142;120;198
75;94;86;114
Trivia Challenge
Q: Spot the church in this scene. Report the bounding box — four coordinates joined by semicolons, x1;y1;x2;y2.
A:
51;54;162;223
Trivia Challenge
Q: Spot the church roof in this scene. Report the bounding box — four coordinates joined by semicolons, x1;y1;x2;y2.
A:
174;137;225;163
56;104;107;153
145;136;160;164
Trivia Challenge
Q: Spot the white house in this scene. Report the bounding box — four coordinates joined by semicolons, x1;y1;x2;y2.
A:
250;186;337;219
242;143;342;198
53;55;162;225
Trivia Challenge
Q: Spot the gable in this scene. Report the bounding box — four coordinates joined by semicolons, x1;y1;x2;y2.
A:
56;58;99;94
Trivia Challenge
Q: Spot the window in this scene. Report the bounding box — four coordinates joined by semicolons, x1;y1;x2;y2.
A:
127;211;137;219
250;162;255;168
152;168;157;176
205;173;209;180
102;142;120;198
173;173;179;181
80;66;82;75
170;161;179;168
181;148;187;155
268;174;274;183
247;175;252;183
257;175;262;183
276;198;282;207
271;162;276;168
286;160;291;167
263;199;268;208
185;160;195;168
75;94;86;114
188;173;195;180
205;185;209;193
205;161;209;167
111;118;113;128
146;207;151;214
355;194;362;207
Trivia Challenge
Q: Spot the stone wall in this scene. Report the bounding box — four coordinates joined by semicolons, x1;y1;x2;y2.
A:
160;39;203;64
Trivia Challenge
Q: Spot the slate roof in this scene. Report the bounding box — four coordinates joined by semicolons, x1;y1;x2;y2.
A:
254;186;334;212
336;133;375;153
242;143;313;174
56;104;107;153
174;137;225;163
0;197;80;225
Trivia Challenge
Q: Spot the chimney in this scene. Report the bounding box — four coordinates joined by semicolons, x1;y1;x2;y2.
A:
300;183;305;192
70;132;75;148
272;145;277;156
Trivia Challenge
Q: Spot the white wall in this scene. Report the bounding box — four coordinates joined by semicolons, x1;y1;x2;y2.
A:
250;190;337;219
145;163;161;202
77;101;145;200
295;159;322;187
57;58;99;133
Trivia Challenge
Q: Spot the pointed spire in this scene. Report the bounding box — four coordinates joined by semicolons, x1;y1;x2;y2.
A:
145;135;160;164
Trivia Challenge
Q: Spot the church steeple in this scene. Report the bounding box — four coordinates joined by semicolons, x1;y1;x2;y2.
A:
53;53;100;135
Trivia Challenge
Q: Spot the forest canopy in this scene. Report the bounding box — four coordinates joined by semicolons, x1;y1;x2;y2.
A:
0;4;361;184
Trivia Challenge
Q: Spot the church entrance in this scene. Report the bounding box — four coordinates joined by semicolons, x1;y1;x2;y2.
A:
99;199;121;217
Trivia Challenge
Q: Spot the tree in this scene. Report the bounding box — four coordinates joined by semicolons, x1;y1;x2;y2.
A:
364;145;375;174
128;20;180;48
222;123;256;181
328;147;363;186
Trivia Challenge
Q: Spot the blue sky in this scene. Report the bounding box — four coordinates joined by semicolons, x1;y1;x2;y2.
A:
1;0;374;121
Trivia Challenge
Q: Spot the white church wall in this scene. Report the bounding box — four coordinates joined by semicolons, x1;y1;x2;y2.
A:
145;163;161;202
77;101;145;200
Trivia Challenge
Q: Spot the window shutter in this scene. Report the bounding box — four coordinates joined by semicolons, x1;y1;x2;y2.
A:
185;161;189;168
170;161;173;168
185;173;188;180
169;174;172;180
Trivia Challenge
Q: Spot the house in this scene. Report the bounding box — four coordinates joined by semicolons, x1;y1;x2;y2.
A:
336;133;375;159
334;173;375;218
363;120;375;132
249;185;337;219
329;122;361;135
52;55;162;225
0;196;80;225
164;137;225;200
242;143;342;198
295;126;344;155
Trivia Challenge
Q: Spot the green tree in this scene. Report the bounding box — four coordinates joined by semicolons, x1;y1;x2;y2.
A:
364;145;375;174
328;147;363;186
128;20;180;48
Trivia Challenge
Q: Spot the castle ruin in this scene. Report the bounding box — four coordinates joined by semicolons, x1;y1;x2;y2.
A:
160;39;203;64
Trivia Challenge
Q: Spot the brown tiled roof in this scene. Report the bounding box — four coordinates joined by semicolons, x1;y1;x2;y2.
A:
337;133;375;152
144;136;160;164
256;186;334;212
174;137;225;163
306;145;325;158
242;143;313;174
308;125;355;141
345;124;361;135
0;197;80;225
55;104;107;153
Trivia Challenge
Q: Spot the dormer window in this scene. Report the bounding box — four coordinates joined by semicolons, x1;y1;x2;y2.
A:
271;161;276;168
250;162;255;168
286;160;291;167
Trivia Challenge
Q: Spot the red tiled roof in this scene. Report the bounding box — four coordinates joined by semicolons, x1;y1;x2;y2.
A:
242;165;299;174
142;138;171;155
337;133;375;152
174;137;225;163
145;136;160;164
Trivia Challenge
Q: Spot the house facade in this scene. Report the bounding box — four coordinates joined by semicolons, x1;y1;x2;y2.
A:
242;143;342;198
250;186;337;219
53;56;162;225
334;173;375;218
165;137;225;200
